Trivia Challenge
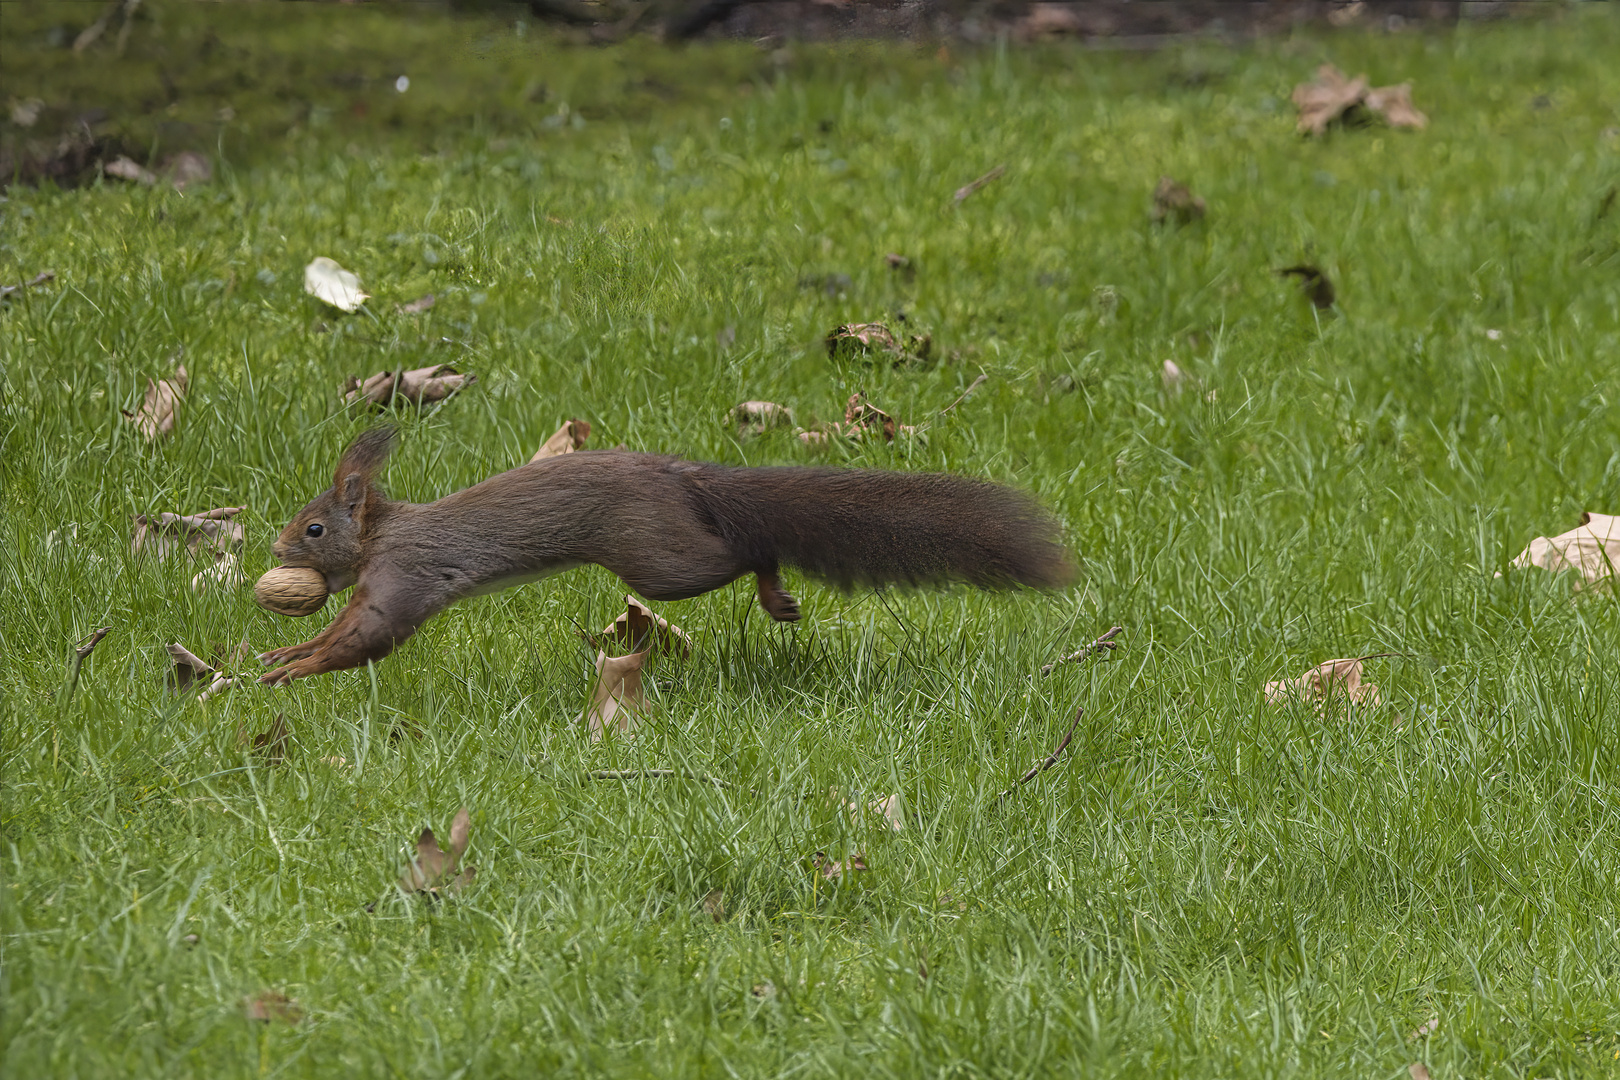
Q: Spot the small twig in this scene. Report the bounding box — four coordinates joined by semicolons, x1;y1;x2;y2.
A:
953;165;1007;205
1041;625;1123;676
60;627;112;704
994;705;1084;806
0;270;55;300
589;768;731;789
939;374;989;415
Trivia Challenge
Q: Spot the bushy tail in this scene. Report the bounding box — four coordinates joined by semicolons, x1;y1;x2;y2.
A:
704;466;1075;591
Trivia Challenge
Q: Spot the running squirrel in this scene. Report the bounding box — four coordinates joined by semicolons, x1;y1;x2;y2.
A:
258;427;1074;684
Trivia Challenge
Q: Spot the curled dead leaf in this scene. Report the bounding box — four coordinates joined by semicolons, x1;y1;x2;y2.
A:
811;851;869;881
121;364;187;441
732;401;794;438
582;648;649;742
1505;512;1619;591
1278;264;1335;309
398;293;436;314
845;792;905;831
304;256;368;312
191;551;248;594
167;642;216;692
1264;657;1383;712
244;990;303;1024
825;323;932;367
105;155;157;186
702;888;726;923
399;807;477;897
797;393;916;446
588;595;693;659
1152;176;1206;223
1408;1065;1432;1080
236;712;291;766
163;151;212;191
1293;64;1427;136
344;365;475;409
132;505;243;562
531;418;591;462
1162;359;1187;394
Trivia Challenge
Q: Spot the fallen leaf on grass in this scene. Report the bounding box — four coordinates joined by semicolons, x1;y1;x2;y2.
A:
304;256;368;312
1152;176;1206;223
732;401;794;438
582;648;650;742
244;990;303;1024
0;270;55;300
167;642;239;700
531;418;591;462
953;164;1006;204
344;365;475;408
398;293;436;314
797;393;916;446
846;792;905;831
1409;1017;1440;1040
811;851;869;881
1162;359;1187;394
1264;658;1382;710
1293;64;1427;136
236;712;291;766
1505;512;1620;591
191;552;248;594
824;322;932;366
121;364;187;441
1278;265;1335;309
589;595;693;659
399;807;477;897
104;155;157;185
1408;1065;1432;1080
131;506;243;561
702;888;726;923
164;151;212;191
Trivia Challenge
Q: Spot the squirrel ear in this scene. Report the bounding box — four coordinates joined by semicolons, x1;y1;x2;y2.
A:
333;426;396;488
340;473;369;518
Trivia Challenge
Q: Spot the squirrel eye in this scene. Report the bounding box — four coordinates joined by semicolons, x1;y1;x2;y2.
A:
306;523;324;537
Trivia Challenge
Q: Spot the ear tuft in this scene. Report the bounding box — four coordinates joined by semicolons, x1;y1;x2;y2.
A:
334;426;396;488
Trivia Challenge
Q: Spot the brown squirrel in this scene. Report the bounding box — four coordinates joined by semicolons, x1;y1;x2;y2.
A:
258;427;1074;684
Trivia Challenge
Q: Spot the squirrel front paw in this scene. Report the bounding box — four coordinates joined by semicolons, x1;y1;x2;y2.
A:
259;642;317;667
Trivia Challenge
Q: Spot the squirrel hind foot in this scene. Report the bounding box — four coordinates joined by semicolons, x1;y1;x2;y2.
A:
755;572;801;623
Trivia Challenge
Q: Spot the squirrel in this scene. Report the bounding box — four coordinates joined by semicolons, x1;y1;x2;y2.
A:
258;427;1074;684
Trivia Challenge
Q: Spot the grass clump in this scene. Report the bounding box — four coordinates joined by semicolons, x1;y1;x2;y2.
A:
4;4;1620;1077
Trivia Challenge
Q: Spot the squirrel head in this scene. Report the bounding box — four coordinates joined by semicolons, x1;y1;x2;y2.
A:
273;427;395;592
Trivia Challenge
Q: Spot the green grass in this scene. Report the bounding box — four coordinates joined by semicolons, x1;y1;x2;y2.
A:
4;3;1620;1076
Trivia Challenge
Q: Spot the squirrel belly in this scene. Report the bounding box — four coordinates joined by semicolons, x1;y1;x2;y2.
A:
260;433;1074;684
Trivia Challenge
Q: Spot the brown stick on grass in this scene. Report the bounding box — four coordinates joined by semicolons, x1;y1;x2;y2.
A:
1041;625;1122;676
954;165;1007;204
60;627;111;704
993;705;1085;807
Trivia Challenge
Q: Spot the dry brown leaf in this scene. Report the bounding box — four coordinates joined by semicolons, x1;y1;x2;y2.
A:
131;506;244;562
304;257;368;312
1162;359;1187;394
163;151;212;191
953;164;1006;204
1293;64;1427;136
1365;83;1428;130
591;595;693;659
1017;2;1084;38
191;551;248;594
846;792;905;832
796;392;918;447
583;648;650;742
1293;64;1370;136
104;155;157;186
236;712;291;766
244;990;303;1024
344;365;475;408
825;322;932;366
0;270;54;301
398;293;436;314
121;364;187;441
1409;1017;1440;1040
702;888;726;923
1152;176;1206;223
732;401;794;438
1506;512;1619;591
1278;265;1336;309
1264;658;1383;710
399;807;477;897
531;418;591;462
812;851;869;881
1408;1065;1432;1080
166;643;216;692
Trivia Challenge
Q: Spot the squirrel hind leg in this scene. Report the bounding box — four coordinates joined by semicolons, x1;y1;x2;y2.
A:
756;571;801;622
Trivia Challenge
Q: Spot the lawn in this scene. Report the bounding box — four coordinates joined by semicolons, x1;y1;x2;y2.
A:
3;4;1620;1077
